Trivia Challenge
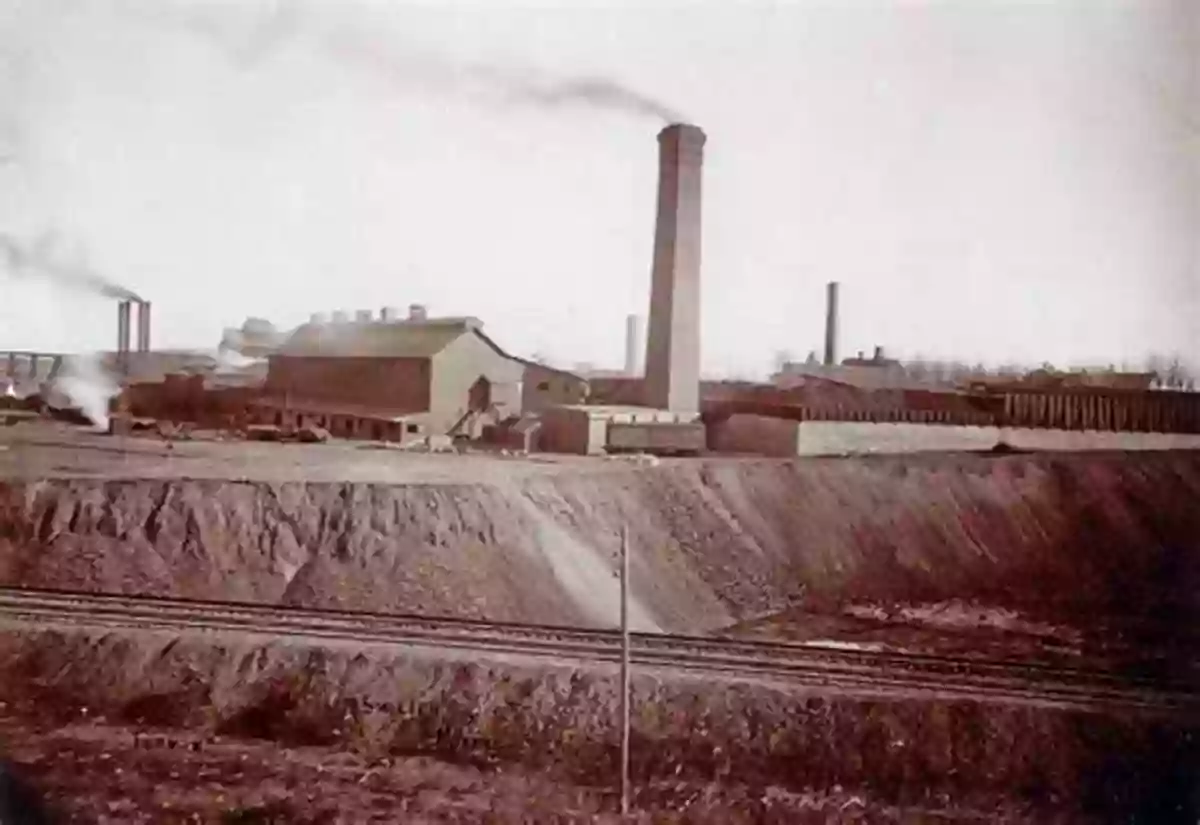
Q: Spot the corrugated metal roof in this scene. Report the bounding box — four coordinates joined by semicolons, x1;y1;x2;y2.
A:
276;320;472;358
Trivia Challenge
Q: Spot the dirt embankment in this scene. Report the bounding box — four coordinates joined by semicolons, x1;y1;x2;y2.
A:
0;625;1194;821
2;451;1200;632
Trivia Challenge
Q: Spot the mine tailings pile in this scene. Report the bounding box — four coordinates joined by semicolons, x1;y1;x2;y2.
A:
2;451;1200;817
3;452;1200;631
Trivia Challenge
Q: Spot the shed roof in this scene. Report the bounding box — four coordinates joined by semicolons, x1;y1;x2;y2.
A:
472;329;584;382
276;319;477;358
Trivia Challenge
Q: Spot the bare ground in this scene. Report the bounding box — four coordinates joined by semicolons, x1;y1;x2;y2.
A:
3;423;1200;819
0;718;1056;824
0;623;1192;822
0;423;619;483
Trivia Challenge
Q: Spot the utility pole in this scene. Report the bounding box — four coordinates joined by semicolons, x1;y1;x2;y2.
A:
619;525;631;816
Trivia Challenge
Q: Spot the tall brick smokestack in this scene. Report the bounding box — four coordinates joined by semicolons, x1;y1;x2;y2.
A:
644;123;705;413
823;281;839;367
623;313;644;377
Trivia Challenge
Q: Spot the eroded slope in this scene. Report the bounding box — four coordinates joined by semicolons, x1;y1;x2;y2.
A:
1;451;1199;633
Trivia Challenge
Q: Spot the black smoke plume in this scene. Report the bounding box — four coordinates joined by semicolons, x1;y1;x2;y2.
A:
115;0;685;123
0;230;143;302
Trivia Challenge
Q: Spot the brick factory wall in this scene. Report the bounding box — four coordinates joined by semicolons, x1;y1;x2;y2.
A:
702;388;1200;434
1002;390;1200;433
538;407;603;455
586;376;644;406
709;414;800;457
123;376;258;428
265;356;430;414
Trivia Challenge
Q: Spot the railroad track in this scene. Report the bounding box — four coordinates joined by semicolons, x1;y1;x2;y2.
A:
0;586;1195;714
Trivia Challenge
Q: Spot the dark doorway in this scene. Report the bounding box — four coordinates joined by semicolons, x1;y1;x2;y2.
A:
468;376;492;412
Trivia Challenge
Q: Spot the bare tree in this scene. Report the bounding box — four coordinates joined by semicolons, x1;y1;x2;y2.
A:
772;349;794;375
903;355;931;384
1142;353;1194;390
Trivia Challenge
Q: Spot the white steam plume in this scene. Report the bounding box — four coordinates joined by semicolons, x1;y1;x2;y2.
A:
0;228;128;429
55;354;118;431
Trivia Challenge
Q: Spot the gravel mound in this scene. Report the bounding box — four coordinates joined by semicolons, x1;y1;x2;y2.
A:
0;452;1198;632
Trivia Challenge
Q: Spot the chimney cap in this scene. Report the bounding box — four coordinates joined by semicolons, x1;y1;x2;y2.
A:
658;123;707;146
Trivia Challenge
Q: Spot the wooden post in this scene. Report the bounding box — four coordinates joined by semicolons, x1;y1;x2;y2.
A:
619;525;631;816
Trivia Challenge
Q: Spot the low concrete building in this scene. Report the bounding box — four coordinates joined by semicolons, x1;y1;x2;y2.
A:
538;406;611;455
539;404;704;455
711;413;1200;457
518;361;589;411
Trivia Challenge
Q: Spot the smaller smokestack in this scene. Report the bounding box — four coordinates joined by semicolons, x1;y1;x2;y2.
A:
116;300;132;375
331;310;350;324
408;304;427;321
309;312;327;325
823;281;839;367
623;313;644;376
355;309;373;323
116;302;128;353
380;306;399;322
136;301;151;353
873;345;885;362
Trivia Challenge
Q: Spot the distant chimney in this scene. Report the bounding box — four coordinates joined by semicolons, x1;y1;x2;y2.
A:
331;310;350;324
355;309;373;323
116;300;132;374
408;304;427;321
823;281;839;367
380;306;399;322
116;301;128;354
136;301;151;353
873;345;885;362
309;312;327;325
623;314;644;377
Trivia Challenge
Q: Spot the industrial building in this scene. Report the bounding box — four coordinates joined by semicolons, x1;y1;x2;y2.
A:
257;306;587;442
36;118;1199;458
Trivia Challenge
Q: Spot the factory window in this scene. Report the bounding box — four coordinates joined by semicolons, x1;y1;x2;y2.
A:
536;381;551;391
406;423;420;434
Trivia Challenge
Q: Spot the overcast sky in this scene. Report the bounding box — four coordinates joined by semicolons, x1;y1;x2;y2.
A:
0;0;1196;377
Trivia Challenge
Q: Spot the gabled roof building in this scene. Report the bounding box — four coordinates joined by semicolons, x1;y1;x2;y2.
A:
261;311;586;438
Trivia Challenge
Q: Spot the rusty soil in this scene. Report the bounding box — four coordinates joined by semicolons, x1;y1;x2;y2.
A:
0;422;1198;820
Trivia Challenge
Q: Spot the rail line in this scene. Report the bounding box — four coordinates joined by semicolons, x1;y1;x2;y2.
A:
0;586;1195;714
